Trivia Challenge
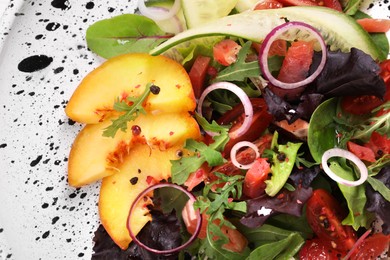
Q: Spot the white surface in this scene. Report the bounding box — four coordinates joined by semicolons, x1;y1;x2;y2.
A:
0;0;389;259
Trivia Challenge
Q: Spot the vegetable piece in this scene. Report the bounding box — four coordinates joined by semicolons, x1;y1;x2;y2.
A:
230;141;260;169
306;189;357;253
321;148;368;186
86;14;173;59
188;55;211;99
347;233;390;259
341;95;384;115
259;21;327;89
138;0;180;21
213;39;242;66
299;238;344;259
253;0;283;10
127;183;202;254
217;98;272;155
346;141;375;163
197;82;253;139
356;18;390;33
243;158;270;198
276;41;314;84
365;132;390;158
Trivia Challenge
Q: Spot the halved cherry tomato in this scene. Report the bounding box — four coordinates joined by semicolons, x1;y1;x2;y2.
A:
182;201;248;253
243;158;270;198
277;41;314;84
349;233;390;259
253;0;283;10
357;18;390;33
215;98;273;155
341;95;384;115
188;55;211;99
365;131;390;158
299;238;344;259
347;141;376;163
306;189;357;253
213;39;241;66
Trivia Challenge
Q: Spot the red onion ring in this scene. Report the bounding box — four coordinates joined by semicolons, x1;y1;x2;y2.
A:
230;141;260;169
126;183;202;254
138;0;180;21
197;82;253;139
259;21;327;89
321;148;368;186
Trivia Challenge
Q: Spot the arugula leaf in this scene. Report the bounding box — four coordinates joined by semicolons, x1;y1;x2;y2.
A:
246;232;304;260
86;14;173;59
102;83;154;138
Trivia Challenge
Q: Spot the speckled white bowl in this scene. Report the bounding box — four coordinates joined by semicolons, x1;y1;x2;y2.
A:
0;0;388;259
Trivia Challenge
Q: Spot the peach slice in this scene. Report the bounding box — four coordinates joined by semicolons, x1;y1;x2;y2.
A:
68;112;200;187
99;143;191;250
65;53;196;124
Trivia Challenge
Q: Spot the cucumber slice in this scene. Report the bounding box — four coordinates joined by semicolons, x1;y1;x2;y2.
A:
181;0;239;28
150;6;384;61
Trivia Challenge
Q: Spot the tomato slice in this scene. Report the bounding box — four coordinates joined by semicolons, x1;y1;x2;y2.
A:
299;238;344;259
277;41;314;84
216;98;273;155
252;39;287;57
213;39;241;66
341;95;384;115
349;233;390;259
365;131;390;158
188;55;211;99
243;158;270;198
346;141;376;163
253;0;283;10
306;189;357;253
357;18;390;33
277;0;342;11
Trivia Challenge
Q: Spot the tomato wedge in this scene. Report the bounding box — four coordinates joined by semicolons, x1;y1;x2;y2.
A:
189;55;211;99
365;131;390;158
299;238;344;259
341;95;384;115
349;233;390;259
216;98;273;155
213;39;241;66
243;158;270;198
357;18;390;33
306;189;357;253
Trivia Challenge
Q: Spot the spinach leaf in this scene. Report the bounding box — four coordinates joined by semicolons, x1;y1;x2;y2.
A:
86;14;172;59
246;232;304;260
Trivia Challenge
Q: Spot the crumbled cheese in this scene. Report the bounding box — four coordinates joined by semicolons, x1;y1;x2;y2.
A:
257;206;272;216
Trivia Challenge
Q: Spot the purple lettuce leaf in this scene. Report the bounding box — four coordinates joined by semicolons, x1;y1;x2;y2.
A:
240;187;312;228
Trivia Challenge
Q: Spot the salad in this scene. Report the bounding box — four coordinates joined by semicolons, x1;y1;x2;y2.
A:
65;0;390;259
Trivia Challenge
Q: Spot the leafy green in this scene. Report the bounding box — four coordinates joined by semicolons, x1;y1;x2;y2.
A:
246;232;304;260
153;186;189;216
329;161;375;230
341;0;362;15
265;133;302;196
266;213;313;240
171;117;229;184
367;176;390;202
102;83;153;137
86;14;172;59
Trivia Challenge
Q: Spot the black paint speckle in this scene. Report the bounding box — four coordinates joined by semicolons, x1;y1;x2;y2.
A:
42;231;50;239
46;22;61;31
18;55;53;73
30;155;43;167
51;0;71;10
52;216;60;224
0;143;6;148
86;2;94;9
53;67;64;74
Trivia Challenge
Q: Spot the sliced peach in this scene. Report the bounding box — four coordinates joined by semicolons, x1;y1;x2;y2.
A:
65;53;196;124
99;143;191;249
68;112;200;187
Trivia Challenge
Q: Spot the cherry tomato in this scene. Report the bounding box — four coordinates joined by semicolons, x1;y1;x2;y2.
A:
253;0;283;10
188;55;211;99
243;158;270;198
216;98;273;155
306;189;357;253
347;141;376;163
365;131;390;158
277;41;314;84
213;39;241;66
349;233;390;259
299;238;344;259
357;18;390;33
341;95;384;115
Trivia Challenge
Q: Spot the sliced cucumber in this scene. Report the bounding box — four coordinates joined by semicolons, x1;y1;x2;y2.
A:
150;6;384;61
181;0;239;29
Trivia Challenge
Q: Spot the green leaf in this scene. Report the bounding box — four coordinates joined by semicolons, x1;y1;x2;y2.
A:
102;83;152;138
329;161;375;229
266;212;313;240
246;232;304;260
171;154;204;184
341;0;362;15
215;41;260;82
265;141;302;197
153;186;189;216
86;14;172;59
367;176;390;202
